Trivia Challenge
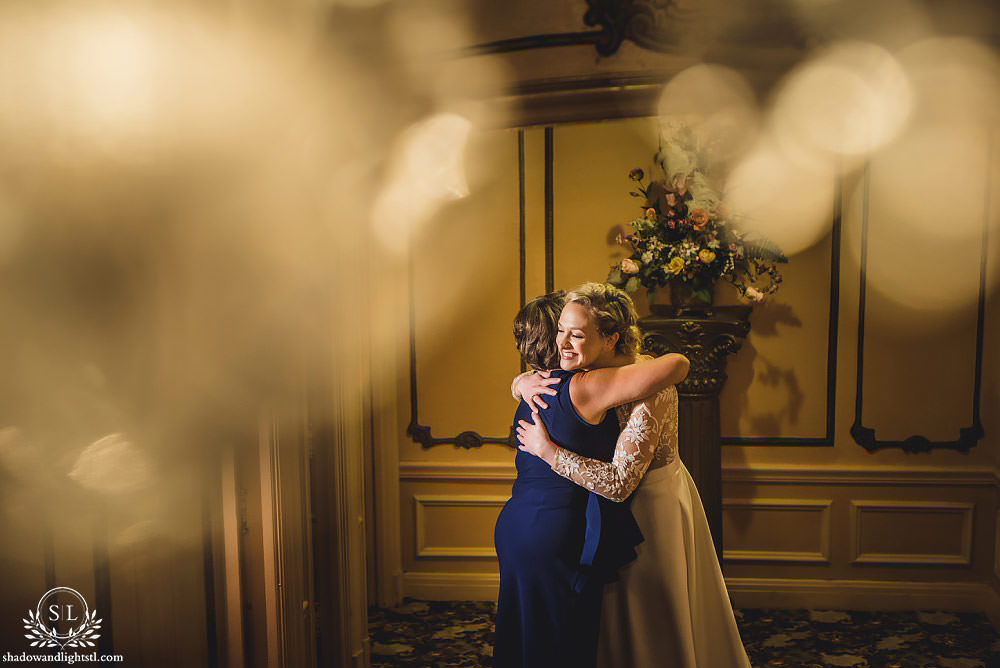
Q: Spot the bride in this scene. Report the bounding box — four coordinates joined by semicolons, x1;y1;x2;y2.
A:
514;288;751;668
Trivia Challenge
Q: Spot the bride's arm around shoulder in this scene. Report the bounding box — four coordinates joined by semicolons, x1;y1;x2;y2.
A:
571;353;688;421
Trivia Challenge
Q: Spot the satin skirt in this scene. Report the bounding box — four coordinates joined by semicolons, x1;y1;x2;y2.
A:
597;458;752;668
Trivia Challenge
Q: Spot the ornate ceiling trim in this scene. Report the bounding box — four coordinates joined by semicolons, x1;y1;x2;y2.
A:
467;0;701;58
466;0;807;59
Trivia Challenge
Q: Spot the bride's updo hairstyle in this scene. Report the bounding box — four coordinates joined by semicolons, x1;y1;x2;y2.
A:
513;290;566;370
565;282;640;358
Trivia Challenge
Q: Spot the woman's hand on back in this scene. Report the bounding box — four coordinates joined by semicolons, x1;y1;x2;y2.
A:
516;410;559;466
513;371;562;411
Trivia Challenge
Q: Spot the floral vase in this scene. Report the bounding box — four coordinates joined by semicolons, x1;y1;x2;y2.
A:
667;279;716;311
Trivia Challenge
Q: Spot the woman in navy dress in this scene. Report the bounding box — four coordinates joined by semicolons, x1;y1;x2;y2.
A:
493;284;689;668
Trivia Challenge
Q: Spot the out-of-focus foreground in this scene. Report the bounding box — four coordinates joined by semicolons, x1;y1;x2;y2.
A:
0;0;998;667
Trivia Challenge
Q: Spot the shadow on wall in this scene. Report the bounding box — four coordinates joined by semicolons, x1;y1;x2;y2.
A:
725;301;805;436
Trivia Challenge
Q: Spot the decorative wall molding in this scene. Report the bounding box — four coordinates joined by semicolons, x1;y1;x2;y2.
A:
403;572;501;601
465;0;685;58
723;181;842;447
851;162;988;453
498;74;675;127
544;127;555;292
401;572;998;610
722;465;997;488
581;0;694;56
723;550;828;564
413;495;508;559
722;498;832;564
849;500;975;566
400;461;516;482
465;29;606;57
399;460;997;488
727;578;993;614
518;130;527;345
406;130;548;449
465;0;808;58
723;549;828;564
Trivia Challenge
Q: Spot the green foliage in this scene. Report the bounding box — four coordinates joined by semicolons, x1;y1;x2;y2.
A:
741;235;788;263
607;266;624;286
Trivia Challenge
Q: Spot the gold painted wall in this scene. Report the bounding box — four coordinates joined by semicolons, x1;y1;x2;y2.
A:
393;118;1000;613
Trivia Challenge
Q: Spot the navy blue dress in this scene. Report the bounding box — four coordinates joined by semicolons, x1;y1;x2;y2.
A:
493;370;643;668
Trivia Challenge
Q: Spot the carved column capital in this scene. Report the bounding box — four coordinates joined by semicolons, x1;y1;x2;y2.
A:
638;305;752;398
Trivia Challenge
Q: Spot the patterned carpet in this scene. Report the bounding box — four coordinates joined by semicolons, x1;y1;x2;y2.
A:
368;600;1000;667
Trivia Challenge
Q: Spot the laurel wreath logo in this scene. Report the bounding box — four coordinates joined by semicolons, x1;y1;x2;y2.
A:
23;607;102;649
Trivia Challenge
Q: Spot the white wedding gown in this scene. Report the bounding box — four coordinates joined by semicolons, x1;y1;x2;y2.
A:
550;386;751;668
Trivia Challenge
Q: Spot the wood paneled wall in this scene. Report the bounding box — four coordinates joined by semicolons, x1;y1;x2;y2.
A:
386;119;1000;618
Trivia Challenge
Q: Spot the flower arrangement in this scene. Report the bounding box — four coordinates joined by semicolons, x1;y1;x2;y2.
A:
607;127;787;305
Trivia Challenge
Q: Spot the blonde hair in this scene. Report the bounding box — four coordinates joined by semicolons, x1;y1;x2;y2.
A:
565;282;640;357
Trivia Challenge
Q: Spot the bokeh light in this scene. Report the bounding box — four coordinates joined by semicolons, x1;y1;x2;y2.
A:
770;41;912;159
0;0;503;561
68;433;151;495
847;37;1000;317
372;112;474;254
657;64;760;168
724;136;837;257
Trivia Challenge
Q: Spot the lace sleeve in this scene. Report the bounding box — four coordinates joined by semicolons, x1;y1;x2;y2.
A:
550;388;672;502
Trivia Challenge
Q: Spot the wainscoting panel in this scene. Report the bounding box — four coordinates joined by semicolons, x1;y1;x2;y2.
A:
722;498;832;563
399;474;515;575
850;500;975;566
398;463;998;608
414;495;509;559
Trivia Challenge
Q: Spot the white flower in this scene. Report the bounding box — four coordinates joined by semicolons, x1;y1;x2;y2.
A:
745;286;765;302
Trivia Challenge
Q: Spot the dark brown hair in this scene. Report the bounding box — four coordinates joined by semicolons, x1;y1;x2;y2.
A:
512;290;566;370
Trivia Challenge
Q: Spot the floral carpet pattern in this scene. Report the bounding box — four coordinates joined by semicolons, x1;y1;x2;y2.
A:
369;600;1000;667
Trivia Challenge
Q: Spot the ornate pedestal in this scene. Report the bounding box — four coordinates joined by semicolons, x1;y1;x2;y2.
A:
638;304;752;563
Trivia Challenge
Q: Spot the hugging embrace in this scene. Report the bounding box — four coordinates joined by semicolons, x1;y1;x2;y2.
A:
493;281;750;668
